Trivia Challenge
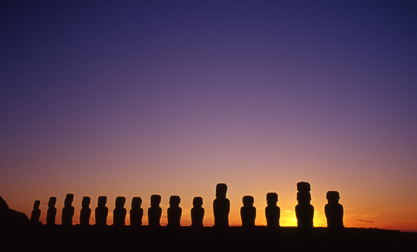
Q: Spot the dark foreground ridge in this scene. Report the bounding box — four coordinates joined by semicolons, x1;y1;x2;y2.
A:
1;225;416;252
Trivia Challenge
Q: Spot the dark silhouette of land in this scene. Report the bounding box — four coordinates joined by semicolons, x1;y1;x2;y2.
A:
0;225;415;252
0;196;29;227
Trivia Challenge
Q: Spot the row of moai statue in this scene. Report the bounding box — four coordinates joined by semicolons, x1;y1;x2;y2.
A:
30;182;343;229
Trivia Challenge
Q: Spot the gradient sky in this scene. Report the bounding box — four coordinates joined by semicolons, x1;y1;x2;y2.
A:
1;1;416;231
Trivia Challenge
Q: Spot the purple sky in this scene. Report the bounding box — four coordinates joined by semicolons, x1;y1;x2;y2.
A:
1;1;416;230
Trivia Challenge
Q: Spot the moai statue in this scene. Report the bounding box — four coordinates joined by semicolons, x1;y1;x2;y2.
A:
62;193;75;226
213;183;230;228
325;191;344;230
46;197;57;225
148;194;162;227
265;192;280;228
295;182;314;230
30;200;41;225
95;196;108;226
167;195;182;227
241;195;256;228
191;197;204;228
79;196;91;226
113;196;127;226
130;197;143;227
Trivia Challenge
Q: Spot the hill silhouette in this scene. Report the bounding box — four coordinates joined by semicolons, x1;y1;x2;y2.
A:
1;225;415;252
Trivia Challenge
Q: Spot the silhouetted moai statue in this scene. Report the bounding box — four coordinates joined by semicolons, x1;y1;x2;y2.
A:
62;193;75;226
241;195;256;228
80;196;91;226
46;197;57;226
167;195;182;227
113;196;127;226
325;191;344;230
191;197;204;227
30;200;41;225
130;197;143;227
148;194;162;227
213;183;230;228
265;192;280;228
295;182;314;230
95;196;108;226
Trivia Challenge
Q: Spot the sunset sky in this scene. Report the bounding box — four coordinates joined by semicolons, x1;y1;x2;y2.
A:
1;1;416;231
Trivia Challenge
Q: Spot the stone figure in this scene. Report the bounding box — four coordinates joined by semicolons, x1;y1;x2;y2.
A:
191;197;204;228
213;183;230;228
95;196;108;226
113;196;127;226
148;194;162;227
265;192;280;228
130;197;143;227
46;197;57;226
167;195;182;227
80;196;91;226
30;200;42;225
62;193;75;226
295;182;314;230
325;191;344;230
241;195;256;228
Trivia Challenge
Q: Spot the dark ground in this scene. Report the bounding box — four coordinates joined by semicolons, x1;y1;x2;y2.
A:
1;226;416;252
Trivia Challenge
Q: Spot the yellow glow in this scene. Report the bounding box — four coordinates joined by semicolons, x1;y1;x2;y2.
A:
313;211;327;227
280;210;298;227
